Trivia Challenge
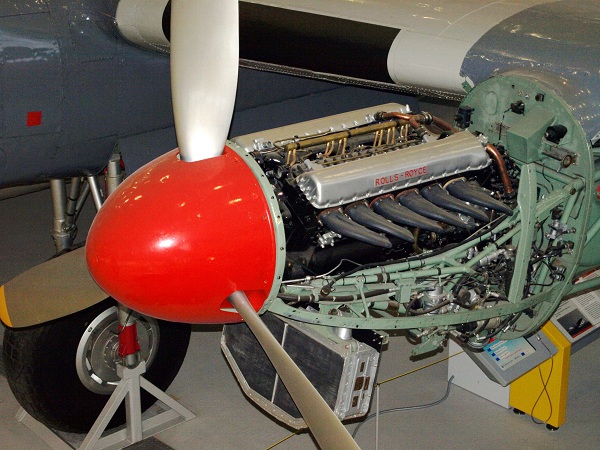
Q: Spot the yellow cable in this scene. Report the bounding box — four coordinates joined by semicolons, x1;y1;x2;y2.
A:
377;351;464;386
265;350;465;449
265;431;299;450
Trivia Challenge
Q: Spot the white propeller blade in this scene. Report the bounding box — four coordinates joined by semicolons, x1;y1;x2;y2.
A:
171;0;239;162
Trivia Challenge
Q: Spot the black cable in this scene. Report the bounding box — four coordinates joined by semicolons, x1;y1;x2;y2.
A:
277;288;390;305
407;299;452;315
352;376;454;439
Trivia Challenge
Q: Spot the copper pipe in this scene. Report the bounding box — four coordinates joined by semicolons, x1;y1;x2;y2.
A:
380;111;459;133
485;143;514;195
432;116;458;133
378;111;421;130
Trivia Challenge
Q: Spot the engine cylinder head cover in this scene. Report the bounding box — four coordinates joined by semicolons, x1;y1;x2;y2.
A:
295;131;490;209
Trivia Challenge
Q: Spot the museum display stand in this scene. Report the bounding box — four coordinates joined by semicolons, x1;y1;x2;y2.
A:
16;311;195;449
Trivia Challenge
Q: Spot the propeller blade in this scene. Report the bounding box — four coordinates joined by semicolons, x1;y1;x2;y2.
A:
0;247;107;328
227;291;361;450
171;0;239;162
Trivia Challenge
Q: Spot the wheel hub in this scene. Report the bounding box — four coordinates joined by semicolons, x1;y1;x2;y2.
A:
75;306;160;394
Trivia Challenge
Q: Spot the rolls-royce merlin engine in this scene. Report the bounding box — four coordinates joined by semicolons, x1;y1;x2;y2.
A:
85;72;600;429
228;72;599;358
234;105;516;281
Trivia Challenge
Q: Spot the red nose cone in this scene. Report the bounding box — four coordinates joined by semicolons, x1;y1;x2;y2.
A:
86;146;281;323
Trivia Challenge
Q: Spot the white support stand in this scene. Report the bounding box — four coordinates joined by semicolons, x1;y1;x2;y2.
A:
17;361;195;450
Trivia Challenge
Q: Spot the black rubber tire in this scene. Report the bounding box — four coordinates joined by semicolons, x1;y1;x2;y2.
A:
2;298;191;433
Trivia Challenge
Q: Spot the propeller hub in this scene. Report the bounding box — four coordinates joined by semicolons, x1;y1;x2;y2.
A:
87;145;283;323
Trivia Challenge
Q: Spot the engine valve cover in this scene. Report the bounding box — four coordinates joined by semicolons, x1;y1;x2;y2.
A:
296;131;490;209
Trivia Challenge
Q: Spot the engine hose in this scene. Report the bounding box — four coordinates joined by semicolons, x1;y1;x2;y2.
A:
451;273;471;296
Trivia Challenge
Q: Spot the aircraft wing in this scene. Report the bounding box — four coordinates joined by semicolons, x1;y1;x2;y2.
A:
118;0;600;144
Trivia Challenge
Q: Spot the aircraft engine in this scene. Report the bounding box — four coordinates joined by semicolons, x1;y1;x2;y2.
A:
237;107;510;281
87;72;599;356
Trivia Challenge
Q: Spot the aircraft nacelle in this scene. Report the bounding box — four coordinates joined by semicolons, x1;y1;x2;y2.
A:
87;71;600;358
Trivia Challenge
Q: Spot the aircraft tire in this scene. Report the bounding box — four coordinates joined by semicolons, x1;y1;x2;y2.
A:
2;298;191;433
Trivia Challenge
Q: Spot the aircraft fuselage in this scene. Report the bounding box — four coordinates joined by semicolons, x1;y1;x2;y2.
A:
0;0;173;188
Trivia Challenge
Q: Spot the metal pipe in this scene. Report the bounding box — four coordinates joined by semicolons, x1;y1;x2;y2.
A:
106;154;124;196
74;181;91;222
279;119;405;153
319;209;392;248
372;195;443;232
50;179;73;253
586;216;600;245
65;177;82;228
87;175;103;211
444;178;513;215
485;143;514;196
421;184;489;222
378;111;458;133
432;115;458;132
378;111;421;130
397;189;468;229
345;202;414;242
567;275;600;297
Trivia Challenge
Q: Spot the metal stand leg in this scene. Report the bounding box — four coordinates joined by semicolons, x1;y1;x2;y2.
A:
78;361;195;450
77;306;195;449
15;408;73;450
16;306;195;450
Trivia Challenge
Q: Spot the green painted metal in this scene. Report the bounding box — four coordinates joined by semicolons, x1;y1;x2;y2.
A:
508;165;536;303
265;73;598;351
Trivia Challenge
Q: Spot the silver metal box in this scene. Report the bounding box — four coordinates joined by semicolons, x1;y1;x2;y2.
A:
221;313;382;429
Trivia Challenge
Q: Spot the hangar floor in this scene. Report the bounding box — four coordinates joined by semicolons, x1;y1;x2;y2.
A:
1;177;599;450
